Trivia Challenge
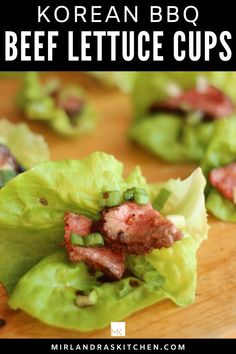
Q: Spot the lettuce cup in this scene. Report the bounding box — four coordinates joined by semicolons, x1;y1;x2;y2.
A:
18;72;97;137
0;118;49;187
201;118;236;222
129;72;236;163
0;152;207;331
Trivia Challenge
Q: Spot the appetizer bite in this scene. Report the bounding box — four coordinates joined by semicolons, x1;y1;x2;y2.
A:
129;72;236;162
201;118;236;222
0;152;207;331
17;72;97;136
0;119;49;187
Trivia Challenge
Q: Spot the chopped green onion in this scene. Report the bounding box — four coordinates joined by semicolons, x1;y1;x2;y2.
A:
71;233;85;246
0;169;17;188
84;233;104;247
124;187;149;205
100;190;122;207
126;255;165;290
123;188;135;201
153;188;171;211
99;187;149;208
133;188;149;205
71;233;104;247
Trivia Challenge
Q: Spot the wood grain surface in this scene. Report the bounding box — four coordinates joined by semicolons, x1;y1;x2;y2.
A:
0;73;235;338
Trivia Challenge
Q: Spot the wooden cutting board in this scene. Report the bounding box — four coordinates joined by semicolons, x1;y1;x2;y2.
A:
0;73;236;339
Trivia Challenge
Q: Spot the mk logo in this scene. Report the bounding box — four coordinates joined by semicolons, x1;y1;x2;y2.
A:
110;322;126;336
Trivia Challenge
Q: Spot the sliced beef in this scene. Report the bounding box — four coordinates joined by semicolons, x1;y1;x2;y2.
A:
149;85;234;120
64;212;93;236
57;95;85;120
98;202;183;254
52;88;85;125
209;162;236;202
64;202;183;279
64;212;93;252
64;211;125;279
69;246;125;279
0;144;23;172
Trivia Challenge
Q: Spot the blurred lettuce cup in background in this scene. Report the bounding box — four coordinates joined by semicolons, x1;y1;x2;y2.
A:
0;118;49;187
88;72;137;93
17;72;97;137
201;118;236;222
129;72;236;163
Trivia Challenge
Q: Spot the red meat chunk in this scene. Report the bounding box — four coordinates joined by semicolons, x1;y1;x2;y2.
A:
64;211;125;279
209;162;236;202
98;202;183;254
0;144;23;172
150;86;234;120
69;246;125;279
57;95;84;119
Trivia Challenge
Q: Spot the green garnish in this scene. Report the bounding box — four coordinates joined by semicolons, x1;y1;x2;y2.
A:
100;190;123;207
70;233;84;246
100;187;149;208
153;188;171;211
85;233;104;247
127;255;165;289
133;188;149;205
0;170;17;188
71;233;104;247
124;187;149;205
123;188;135;201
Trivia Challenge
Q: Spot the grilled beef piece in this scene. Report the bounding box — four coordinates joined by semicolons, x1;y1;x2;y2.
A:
97;202;183;255
64;212;93;253
149;86;234;120
64;212;125;279
69;246;125;279
64;201;183;278
0;144;24;173
57;95;85;121
209;162;236;202
51;87;85;125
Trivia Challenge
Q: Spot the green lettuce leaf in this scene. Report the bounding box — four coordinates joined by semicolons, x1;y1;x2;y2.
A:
206;190;236;222
129;114;214;163
0;152;148;292
201;118;236;174
149;167;208;246
201;118;236;221
18;72;97;137
8;251;166;331
0;153;207;330
0;118;49;169
147;168;208;305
